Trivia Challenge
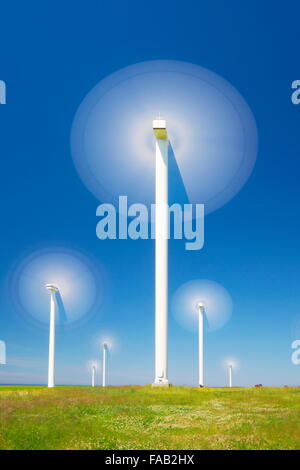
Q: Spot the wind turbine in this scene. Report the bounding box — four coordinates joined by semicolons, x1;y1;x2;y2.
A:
153;118;169;386
197;302;205;387
172;279;233;387
45;284;59;388
92;365;96;387
102;342;108;387
0;340;6;366
71;61;256;388
229;364;233;388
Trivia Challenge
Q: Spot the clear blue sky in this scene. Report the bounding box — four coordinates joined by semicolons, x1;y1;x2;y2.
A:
0;1;300;386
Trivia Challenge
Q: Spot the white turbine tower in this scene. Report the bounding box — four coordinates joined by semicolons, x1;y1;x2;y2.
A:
45;284;59;388
153;118;169;387
172;279;233;387
71;63;257;389
102;342;108;387
197;302;205;387
229;364;233;388
0;340;6;366
92;365;96;387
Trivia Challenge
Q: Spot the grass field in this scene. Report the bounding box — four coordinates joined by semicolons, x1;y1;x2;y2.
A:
0;385;299;450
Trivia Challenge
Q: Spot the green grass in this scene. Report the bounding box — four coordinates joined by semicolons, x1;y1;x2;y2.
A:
0;385;300;450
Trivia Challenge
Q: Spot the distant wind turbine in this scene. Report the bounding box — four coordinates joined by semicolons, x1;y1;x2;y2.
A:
102;342;108;387
229;364;233;388
172;279;233;387
92;365;96;387
0;340;6;365
197;302;205;387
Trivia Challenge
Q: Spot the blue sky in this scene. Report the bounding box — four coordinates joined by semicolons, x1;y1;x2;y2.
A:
0;1;300;386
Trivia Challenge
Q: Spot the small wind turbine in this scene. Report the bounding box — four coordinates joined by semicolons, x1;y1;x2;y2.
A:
229;364;233;388
45;284;59;388
224;359;238;387
172;279;233;387
0;340;6;366
197;302;205;387
102;342;108;387
88;360;98;387
92;365;96;387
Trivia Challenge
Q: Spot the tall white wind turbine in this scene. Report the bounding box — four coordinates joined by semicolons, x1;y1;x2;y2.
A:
45;284;59;388
153;118;169;386
71;62;257;390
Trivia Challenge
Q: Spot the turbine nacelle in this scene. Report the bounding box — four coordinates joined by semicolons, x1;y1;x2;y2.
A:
153;118;168;140
225;359;238;371
45;284;59;293
197;301;205;314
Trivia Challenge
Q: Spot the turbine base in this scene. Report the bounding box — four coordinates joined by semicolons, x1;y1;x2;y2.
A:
152;379;170;387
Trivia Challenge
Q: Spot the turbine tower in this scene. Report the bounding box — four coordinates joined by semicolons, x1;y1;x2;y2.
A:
45;284;59;388
0;340;6;365
102;342;108;387
153;118;169;386
92;365;96;387
229;364;233;388
198;302;205;387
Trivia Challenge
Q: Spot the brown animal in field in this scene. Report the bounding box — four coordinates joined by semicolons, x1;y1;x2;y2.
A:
254;384;263;388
